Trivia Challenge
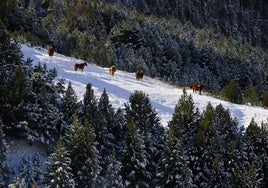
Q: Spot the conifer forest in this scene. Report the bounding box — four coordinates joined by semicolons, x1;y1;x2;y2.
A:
0;0;268;187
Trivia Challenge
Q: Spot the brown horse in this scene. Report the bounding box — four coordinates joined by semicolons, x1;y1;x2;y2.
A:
135;71;144;80
109;65;116;76
48;44;54;58
190;84;206;95
74;61;88;72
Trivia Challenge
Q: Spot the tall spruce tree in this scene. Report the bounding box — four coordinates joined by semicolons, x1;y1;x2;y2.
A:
125;90;165;186
62;81;78;124
0;20;24;126
47;138;76;188
157;127;194;188
83;83;98;124
21;63;62;145
102;150;123;188
78;119;102;188
121;120;150;187
0;123;9;187
245;119;267;187
94;89;114;147
94;89;116;180
65;115;102;187
168;89;200;145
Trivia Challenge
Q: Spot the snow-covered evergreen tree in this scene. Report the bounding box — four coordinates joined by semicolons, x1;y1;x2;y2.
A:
17;152;44;187
125;90;165;186
83;83;98;124
47;138;76;188
61;81;78;124
94;89;117;180
121;120;150;187
168;89;200;144
157;127;194;188
78;119;102;188
65;115;102;187
102;150;123;188
94;89;114;147
0;20;27;127
19;155;35;187
21;63;63;145
0;123;9;187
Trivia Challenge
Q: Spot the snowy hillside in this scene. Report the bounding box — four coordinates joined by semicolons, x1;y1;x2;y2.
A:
21;44;268;128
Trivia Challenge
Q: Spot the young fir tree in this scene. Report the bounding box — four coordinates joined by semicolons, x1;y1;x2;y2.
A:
111;108;126;155
62;81;78;124
21;63;62;145
157;127;194;188
83;83;98;124
194;103;233;187
19;155;36;187
47;138;76;188
221;80;243;104
78;119;102;188
125;90;161;133
245;119;267;186
10;65;27;106
0;21;26;127
245;86;259;106
210;104;260;187
94;89;116;179
125;90;165;186
121;120;150;187
65;116;102;187
168;89;200;146
167;89;201;185
94;89;114;147
102;150;123;188
0;123;9;187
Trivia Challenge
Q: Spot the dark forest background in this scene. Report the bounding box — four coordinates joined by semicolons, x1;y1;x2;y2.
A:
1;0;268;187
1;0;268;103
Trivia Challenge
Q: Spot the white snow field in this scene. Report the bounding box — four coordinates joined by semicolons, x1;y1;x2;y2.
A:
21;44;268;128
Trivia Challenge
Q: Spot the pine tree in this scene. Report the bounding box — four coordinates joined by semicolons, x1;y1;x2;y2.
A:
83;83;98;124
62;81;78;124
262;92;268;107
245;86;259;106
125;90;165;186
0;123;9;187
94;89;114;147
125;90;161;133
94;89;116;180
102;150;123;188
65;116;102;187
78;119;102;188
47;138;76;188
157;127;194;188
168;89;200;145
245;119;268;186
0;21;25;126
10;65;27;106
19;155;36;187
194;103;233;187
121;120;150;187
111;108;126;153
221;80;243;104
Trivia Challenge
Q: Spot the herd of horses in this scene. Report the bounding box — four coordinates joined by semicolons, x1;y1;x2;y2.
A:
48;45;206;95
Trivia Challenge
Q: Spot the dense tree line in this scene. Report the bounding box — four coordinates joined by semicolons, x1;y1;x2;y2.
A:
1;1;268;187
1;0;267;106
113;0;268;50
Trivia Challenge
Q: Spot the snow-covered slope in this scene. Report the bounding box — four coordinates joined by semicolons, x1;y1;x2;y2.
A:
21;44;268;128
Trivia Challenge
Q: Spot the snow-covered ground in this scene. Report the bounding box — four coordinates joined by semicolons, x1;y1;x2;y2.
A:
21;44;268;128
